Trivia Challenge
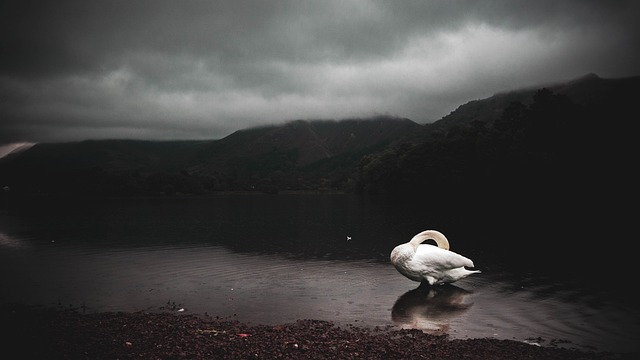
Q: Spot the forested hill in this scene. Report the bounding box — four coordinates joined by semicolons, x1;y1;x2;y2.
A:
358;73;639;196
0;116;421;196
432;72;638;129
0;73;637;199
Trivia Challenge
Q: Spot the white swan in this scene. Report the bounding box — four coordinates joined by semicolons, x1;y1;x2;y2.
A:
390;230;479;286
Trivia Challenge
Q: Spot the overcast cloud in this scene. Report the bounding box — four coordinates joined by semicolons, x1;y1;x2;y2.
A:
1;0;639;145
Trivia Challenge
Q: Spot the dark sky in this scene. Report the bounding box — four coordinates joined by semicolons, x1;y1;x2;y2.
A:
1;0;639;146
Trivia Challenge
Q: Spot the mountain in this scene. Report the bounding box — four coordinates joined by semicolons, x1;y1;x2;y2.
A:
359;72;639;191
189;117;421;172
1;73;637;197
0;116;421;195
433;73;639;129
355;72;639;230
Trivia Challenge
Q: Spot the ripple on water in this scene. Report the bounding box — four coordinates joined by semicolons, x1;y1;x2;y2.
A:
1;241;638;353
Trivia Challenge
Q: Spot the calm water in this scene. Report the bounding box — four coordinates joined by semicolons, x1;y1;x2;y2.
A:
0;195;638;353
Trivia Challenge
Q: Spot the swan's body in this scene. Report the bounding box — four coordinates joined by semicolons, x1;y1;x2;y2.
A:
390;230;479;286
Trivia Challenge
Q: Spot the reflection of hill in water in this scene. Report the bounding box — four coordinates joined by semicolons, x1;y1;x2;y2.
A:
391;284;473;334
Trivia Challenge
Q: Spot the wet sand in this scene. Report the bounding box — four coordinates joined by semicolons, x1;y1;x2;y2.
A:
2;304;633;359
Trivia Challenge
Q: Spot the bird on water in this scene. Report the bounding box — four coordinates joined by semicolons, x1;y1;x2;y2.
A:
390;230;479;286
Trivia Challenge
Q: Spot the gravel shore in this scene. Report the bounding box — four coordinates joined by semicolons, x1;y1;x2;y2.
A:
2;304;634;359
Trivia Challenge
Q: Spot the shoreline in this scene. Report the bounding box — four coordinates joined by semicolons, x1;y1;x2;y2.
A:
2;303;634;359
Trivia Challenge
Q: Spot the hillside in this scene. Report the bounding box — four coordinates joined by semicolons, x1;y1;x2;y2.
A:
189;116;420;172
433;73;639;129
0;116;421;196
359;73;639;196
0;73;637;198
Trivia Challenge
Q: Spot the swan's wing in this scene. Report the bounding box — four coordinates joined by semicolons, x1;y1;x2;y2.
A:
412;244;475;270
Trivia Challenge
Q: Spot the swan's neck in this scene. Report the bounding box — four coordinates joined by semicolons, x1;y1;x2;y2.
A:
409;230;450;250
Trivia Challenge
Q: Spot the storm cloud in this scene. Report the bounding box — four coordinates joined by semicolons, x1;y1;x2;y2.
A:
2;0;639;145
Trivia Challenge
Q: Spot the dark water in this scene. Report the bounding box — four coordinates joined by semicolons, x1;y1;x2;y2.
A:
0;195;638;353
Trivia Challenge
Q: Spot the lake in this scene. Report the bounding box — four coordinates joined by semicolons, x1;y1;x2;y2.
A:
0;194;638;353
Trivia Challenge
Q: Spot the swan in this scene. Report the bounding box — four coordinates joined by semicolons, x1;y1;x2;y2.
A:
390;230;479;286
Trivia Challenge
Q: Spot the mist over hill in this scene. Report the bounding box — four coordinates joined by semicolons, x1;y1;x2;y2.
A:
433;72;638;129
0;116;422;196
0;73;637;201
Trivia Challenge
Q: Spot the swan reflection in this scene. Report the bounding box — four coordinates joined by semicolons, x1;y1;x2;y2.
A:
391;283;473;334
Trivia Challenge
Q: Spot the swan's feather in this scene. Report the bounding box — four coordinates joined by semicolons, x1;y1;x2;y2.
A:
412;244;474;269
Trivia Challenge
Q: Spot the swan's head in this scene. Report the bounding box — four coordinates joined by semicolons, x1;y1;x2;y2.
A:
390;242;415;265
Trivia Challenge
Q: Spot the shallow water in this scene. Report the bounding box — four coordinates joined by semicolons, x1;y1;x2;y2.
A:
1;195;638;353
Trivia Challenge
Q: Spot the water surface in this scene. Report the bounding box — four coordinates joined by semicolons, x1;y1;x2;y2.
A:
1;195;637;353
